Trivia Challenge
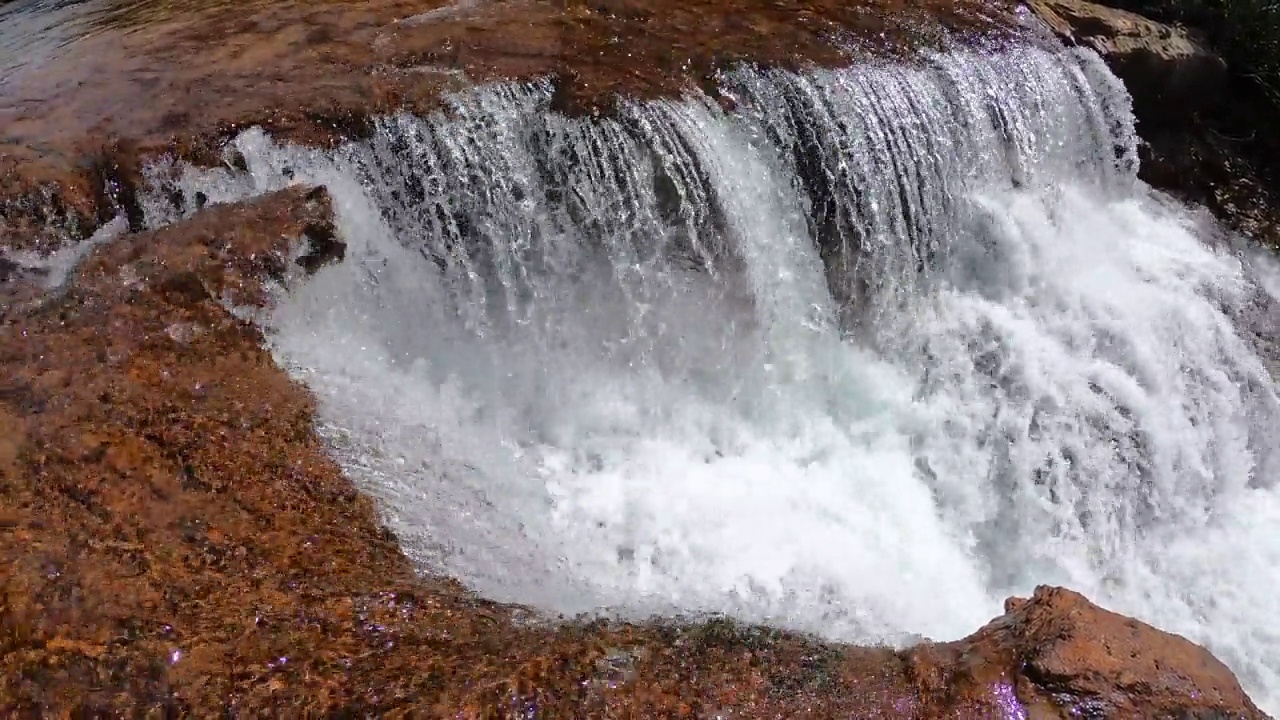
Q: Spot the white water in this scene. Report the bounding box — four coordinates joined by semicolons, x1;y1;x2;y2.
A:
146;46;1280;711
2;213;128;289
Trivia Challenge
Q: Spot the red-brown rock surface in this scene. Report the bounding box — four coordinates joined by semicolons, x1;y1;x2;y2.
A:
0;0;1020;253
0;186;1269;717
915;586;1270;719
1030;0;1227;122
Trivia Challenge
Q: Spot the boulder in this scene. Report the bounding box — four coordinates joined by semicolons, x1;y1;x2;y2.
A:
1030;0;1228;129
908;586;1271;719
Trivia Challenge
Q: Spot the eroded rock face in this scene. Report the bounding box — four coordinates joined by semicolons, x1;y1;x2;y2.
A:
1027;0;1280;252
0;188;1268;716
1030;0;1227;129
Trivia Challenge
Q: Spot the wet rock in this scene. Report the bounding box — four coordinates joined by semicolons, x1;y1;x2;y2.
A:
0;255;16;282
0;0;1020;251
0;151;101;254
1030;0;1280;250
1030;0;1227;129
294;218;346;275
907;586;1271;719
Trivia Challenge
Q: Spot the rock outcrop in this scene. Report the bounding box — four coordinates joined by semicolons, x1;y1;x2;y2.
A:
916;586;1269;719
1031;0;1227;126
1030;0;1280;250
0;188;1269;717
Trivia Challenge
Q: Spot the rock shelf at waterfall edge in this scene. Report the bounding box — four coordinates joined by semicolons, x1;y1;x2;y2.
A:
0;0;1019;252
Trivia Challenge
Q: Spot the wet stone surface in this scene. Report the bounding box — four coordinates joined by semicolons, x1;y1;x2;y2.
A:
0;0;1022;252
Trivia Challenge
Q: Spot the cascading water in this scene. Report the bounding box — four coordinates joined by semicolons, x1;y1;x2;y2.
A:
144;44;1280;711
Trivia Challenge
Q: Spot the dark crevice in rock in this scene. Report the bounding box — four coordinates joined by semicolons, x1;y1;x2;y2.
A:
86;143;146;233
0;255;17;283
295;221;346;274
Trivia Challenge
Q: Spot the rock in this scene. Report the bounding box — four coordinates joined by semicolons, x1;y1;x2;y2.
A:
0;150;102;255
1030;0;1228;129
0;0;1021;251
1026;0;1280;250
908;586;1271;719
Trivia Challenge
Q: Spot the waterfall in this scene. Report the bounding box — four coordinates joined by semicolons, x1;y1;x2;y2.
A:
145;44;1280;711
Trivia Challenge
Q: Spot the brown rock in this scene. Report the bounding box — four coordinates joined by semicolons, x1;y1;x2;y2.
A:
913;586;1270;719
0;0;1021;252
1029;0;1228;128
0;186;1268;716
0;149;103;255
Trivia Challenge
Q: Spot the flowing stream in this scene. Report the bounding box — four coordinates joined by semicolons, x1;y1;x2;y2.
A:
144;45;1280;711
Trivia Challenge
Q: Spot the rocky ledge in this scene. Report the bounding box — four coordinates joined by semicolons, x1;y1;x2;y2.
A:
1031;0;1280;250
0;0;1018;253
0;186;1270;717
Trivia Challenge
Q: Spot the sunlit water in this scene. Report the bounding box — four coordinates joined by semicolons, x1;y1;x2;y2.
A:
0;0;136;88
143;45;1280;711
0;0;227;94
